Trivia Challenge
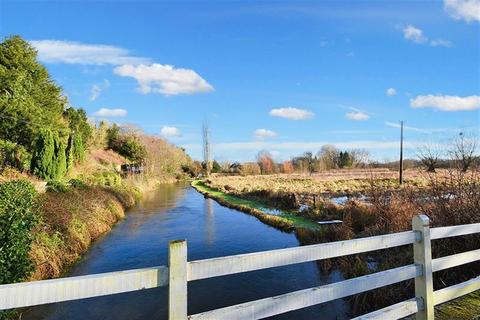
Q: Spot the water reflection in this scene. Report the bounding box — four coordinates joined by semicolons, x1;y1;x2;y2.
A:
204;198;215;245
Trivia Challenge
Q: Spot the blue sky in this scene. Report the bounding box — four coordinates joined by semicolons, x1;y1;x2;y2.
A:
1;0;479;162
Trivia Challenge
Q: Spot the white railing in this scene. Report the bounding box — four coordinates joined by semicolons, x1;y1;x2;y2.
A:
0;215;479;320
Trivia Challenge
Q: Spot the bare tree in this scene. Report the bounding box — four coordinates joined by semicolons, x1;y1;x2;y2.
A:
451;132;478;172
417;143;442;172
202;122;212;176
317;145;339;170
350;149;370;168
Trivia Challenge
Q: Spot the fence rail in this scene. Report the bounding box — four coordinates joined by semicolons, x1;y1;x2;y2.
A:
0;215;479;320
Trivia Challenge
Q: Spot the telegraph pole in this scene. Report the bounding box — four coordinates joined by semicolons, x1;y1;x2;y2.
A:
399;120;404;185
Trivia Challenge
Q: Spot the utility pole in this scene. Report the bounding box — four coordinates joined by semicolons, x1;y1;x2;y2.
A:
399;120;404;185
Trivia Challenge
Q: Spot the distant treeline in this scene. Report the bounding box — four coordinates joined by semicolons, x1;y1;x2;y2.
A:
199;138;478;176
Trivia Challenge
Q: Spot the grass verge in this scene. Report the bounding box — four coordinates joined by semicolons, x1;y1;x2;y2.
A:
192;180;320;231
29;184;139;280
436;291;480;320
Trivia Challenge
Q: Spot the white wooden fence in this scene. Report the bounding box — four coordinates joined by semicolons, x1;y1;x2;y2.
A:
0;214;479;319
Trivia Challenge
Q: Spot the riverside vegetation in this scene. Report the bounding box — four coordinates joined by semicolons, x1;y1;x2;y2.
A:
197;165;479;317
0;35;197;319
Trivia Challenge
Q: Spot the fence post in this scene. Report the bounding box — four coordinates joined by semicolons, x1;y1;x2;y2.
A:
169;240;188;320
412;215;434;320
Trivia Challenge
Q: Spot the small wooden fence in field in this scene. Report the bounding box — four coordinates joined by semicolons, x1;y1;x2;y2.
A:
1;215;479;319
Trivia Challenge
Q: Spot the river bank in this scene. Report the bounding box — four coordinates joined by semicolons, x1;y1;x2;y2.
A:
193;174;480;318
191;180;320;231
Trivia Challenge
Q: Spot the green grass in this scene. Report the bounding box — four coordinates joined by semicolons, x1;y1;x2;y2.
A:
436;291;480;320
192;180;320;231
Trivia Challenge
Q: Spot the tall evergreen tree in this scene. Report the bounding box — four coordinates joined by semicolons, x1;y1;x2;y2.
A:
0;36;68;151
30;129;56;180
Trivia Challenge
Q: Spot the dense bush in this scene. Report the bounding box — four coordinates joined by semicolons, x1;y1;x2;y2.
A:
0;139;31;171
0;180;38;284
106;124;146;162
46;180;69;193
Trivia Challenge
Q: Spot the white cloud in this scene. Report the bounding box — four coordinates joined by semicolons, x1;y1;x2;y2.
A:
403;25;427;43
429;39;453;47
254;129;277;139
269;107;314;120
160;126;182;137
444;0;480;23
93;108;127;117
410;94;480;111
402;25;452;47
346;111;370;121
386;87;397;96
89;79;110;101
113;64;214;95
29;40;149;65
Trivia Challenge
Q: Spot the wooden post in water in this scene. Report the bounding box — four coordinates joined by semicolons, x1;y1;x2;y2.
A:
169;240;188;320
412;215;434;320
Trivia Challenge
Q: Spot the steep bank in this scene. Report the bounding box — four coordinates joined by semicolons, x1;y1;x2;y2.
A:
191;180;320;231
30;184;139;280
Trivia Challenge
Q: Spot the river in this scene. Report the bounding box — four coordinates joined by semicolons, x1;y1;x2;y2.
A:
23;183;347;319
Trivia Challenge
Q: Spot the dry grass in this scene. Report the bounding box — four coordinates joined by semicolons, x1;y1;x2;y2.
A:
207;170;430;196
29;186;132;280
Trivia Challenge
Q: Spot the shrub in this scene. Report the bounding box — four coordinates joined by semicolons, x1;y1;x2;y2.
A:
46;180;69;193
0;139;31;172
0;180;38;284
68;178;87;189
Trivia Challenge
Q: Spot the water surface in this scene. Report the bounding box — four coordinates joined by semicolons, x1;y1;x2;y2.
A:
24;183;347;319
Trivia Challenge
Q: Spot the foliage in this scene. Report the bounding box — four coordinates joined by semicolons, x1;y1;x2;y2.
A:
211;160;221;173
106;124;146;162
46;180;69;193
257;150;276;174
30;129;57;180
0;139;31;171
68;178;87;189
81;172;122;186
0;36;68;150
0;180;38;284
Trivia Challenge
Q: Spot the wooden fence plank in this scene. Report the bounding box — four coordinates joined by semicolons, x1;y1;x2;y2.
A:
188;265;421;320
168;240;188;320
188;231;416;281
434;276;480;305
0;266;168;310
431;223;480;240
351;298;420;320
432;249;480;272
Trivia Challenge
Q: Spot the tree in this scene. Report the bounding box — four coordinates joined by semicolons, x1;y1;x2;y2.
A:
304;152;316;175
451;133;478;172
257;150;275;174
211;160;221;173
0;36;68;151
282;160;294;174
417;144;442;172
336;151;352;168
30;129;57;180
318;145;339;170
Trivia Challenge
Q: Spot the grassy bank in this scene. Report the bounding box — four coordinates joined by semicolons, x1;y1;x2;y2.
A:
30;183;139;280
436;291;480;320
192;180;320;231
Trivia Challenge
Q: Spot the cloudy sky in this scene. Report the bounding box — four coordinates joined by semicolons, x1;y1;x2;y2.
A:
1;0;479;162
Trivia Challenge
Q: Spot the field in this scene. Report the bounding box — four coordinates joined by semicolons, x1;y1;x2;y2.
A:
205;169;432;196
198;168;480;316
